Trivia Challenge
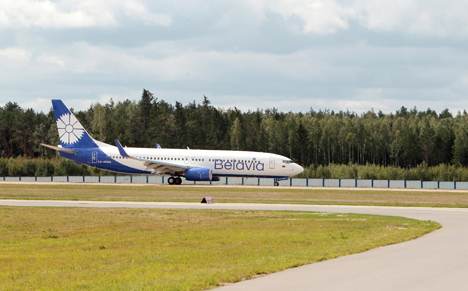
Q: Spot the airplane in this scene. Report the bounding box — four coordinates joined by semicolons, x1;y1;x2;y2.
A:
41;100;304;186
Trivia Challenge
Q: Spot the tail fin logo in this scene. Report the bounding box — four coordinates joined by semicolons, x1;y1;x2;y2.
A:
57;113;85;145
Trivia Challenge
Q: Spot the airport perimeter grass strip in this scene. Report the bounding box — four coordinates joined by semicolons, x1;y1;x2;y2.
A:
0;207;440;290
2;183;468;208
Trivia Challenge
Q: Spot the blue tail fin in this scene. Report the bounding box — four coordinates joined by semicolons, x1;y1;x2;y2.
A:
52;100;97;148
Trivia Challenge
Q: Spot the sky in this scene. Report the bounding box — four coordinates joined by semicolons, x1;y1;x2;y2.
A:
1;0;468;115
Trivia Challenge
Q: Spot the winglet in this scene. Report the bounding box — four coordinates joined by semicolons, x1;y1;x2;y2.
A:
115;139;130;158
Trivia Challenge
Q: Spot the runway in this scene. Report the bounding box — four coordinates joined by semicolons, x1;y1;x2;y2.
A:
1;200;467;290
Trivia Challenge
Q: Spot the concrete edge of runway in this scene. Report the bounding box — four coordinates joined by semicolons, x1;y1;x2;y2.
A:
1;199;467;213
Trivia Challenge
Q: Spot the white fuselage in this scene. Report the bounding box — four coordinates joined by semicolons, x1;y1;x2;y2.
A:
94;145;303;178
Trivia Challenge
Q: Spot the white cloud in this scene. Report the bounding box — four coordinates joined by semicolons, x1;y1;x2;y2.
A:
0;0;116;28
2;1;468;117
37;55;65;68
355;88;382;100
248;0;468;36
122;0;171;26
0;47;31;61
97;91;142;105
23;97;51;113
353;0;468;36
0;40;465;103
0;0;172;28
213;1;267;29
2;0;467;35
267;0;353;34
207;94;392;114
450;74;468;95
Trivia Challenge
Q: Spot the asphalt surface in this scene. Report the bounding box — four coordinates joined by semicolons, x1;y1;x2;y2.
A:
1;200;467;290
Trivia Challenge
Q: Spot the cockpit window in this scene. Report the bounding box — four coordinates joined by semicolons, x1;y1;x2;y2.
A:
282;160;294;164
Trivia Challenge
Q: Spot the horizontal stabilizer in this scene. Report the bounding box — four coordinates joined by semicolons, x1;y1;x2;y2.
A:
40;143;77;154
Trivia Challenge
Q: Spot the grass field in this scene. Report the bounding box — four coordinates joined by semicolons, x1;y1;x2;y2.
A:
0;206;440;290
1;183;468;207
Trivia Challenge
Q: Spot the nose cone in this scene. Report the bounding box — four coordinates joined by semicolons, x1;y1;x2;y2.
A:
295;163;304;174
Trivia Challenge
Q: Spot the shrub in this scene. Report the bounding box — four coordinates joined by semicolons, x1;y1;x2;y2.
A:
0;158;8;176
315;165;331;179
35;159;55;177
303;162;468;181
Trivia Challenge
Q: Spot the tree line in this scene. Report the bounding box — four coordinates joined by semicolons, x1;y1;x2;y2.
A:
1;89;468;170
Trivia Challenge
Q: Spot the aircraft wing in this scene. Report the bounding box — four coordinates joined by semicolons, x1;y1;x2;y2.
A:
115;139;189;175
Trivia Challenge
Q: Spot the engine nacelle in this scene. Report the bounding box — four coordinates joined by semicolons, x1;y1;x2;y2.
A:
185;167;213;181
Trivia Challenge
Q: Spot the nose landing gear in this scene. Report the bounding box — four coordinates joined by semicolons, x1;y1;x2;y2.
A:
167;177;182;185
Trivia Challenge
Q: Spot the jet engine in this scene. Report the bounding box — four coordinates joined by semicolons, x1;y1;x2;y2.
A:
185;167;213;181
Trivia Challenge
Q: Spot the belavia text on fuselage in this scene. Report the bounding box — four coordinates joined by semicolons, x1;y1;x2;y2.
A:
41;100;304;185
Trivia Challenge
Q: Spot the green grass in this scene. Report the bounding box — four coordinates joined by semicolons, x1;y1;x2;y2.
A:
0;207;440;290
2;183;468;208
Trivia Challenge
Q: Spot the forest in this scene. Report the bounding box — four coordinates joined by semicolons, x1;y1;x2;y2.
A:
2;89;468;179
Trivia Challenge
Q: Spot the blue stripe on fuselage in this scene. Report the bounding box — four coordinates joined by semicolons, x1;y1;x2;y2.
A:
59;148;150;175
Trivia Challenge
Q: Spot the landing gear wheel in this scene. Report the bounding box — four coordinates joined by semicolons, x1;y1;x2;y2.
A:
168;177;175;185
175;177;182;185
274;181;279;186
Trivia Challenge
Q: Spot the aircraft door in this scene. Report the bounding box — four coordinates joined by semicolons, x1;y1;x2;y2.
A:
92;151;98;163
269;156;275;169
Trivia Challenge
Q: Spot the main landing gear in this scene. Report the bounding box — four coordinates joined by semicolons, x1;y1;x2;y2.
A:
167;177;182;185
274;181;279;186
